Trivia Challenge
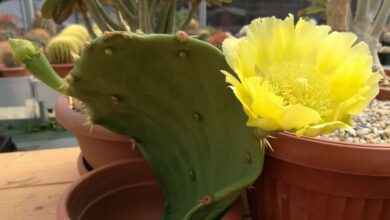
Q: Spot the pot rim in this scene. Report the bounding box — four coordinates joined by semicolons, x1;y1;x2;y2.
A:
278;131;390;149
51;63;75;68
55;95;131;142
0;66;27;71
57;158;147;220
267;132;390;176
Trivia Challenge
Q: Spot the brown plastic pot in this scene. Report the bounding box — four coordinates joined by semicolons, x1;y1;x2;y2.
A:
248;132;390;220
55;95;142;170
57;159;244;220
52;63;74;78
377;86;390;101
0;67;31;77
376;67;390;101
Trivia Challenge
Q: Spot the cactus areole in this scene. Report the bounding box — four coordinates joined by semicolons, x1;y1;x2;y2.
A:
10;33;264;220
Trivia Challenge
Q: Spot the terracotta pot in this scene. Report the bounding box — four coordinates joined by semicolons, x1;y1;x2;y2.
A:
52;63;74;78
55;95;142;170
0;67;31;77
57;159;243;220
77;154;93;175
377;86;390;101
248;132;390;220
376;67;390;101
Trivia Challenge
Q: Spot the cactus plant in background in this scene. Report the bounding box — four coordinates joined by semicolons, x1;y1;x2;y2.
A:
46;36;81;64
10;32;263;219
41;0;231;38
1;42;19;67
0;14;20;35
25;28;52;47
32;12;57;36
0;30;15;41
45;24;89;64
59;24;90;42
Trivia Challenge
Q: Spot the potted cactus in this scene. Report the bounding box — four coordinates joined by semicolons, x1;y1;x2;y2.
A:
0;14;30;77
40;0;232;172
10;11;382;219
10;30;263;219
46;24;90;78
0;40;31;77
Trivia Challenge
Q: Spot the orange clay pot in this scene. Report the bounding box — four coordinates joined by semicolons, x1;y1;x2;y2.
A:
57;159;244;220
0;67;31;77
55;95;142;172
52;63;74;78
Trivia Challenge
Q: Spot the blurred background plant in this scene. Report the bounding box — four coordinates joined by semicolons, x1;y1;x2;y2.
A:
41;0;231;39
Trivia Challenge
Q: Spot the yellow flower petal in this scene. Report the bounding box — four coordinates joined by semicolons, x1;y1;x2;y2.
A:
221;70;256;119
316;32;358;74
247;117;280;131
297;121;353;137
279;105;322;130
222;15;381;137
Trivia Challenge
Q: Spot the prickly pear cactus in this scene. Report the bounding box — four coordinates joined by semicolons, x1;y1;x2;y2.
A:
10;33;264;220
46;36;81;64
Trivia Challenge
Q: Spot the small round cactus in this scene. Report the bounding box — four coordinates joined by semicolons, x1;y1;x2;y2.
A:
60;24;90;42
0;30;16;41
32;12;57;36
0;14;19;34
25;28;52;47
46;36;80;64
0;42;19;67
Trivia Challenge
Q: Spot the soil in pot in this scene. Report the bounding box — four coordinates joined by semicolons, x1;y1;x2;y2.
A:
55;95;142;170
58;159;243;220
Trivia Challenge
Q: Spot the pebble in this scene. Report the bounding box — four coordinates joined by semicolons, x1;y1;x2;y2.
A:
321;99;390;145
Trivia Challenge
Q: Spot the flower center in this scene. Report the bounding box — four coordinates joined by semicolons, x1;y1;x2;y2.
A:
262;62;334;116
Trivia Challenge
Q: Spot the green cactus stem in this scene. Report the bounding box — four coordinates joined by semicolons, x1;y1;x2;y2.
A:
10;34;264;220
10;39;67;93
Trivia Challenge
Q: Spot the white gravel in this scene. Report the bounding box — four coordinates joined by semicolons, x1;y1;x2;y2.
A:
320;99;390;145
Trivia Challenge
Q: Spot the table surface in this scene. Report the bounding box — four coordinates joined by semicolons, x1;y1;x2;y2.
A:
0;147;80;220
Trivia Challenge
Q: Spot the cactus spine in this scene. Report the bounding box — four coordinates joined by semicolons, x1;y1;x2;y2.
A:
10;33;263;220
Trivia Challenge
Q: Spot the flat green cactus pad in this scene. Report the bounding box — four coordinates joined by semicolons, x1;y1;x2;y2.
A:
11;34;264;220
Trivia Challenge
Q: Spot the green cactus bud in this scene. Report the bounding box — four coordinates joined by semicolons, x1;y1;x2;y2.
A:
10;38;66;93
46;36;81;64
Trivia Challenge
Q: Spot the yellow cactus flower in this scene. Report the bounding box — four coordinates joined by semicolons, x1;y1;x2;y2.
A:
222;15;382;137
